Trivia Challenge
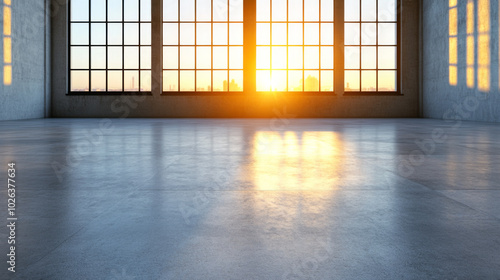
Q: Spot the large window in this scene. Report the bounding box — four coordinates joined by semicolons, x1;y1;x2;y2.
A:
70;0;152;92
69;0;399;94
162;0;243;92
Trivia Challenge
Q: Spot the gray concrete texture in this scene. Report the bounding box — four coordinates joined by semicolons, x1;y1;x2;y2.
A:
0;118;500;279
423;0;500;122
0;0;50;121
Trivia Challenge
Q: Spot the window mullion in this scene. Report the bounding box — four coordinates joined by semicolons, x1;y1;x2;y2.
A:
152;0;163;95
334;0;344;96
243;0;257;95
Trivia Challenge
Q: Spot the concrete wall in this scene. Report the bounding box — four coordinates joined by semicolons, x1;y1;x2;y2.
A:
51;0;419;118
423;0;500;122
0;0;50;121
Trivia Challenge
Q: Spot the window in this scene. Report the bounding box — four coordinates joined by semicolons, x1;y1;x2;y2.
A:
344;0;398;92
162;0;243;92
70;0;152;92
69;0;399;94
256;0;334;92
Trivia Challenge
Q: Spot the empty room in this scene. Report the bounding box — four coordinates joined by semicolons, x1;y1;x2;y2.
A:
1;0;500;279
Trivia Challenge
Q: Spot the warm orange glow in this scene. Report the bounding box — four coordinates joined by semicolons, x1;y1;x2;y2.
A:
3;65;11;85
3;0;12;86
467;0;474;88
252;131;342;191
449;1;457;86
478;0;490;91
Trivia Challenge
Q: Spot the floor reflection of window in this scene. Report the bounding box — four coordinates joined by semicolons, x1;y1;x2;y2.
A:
162;0;243;92
345;0;398;92
256;0;334;92
70;0;152;93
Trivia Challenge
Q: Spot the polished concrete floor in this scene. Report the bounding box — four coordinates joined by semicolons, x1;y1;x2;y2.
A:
1;118;500;279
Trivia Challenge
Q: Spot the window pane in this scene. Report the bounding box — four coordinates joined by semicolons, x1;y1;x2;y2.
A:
229;47;243;69
288;70;302;91
124;71;139;91
163;23;178;45
321;70;334;91
378;46;396;69
257;23;270;45
196;23;211;45
108;0;122;21
345;70;360;91
345;47;360;69
229;70;243;91
108;47;123;69
124;47;139;69
108;24;123;45
196;47;211;69
271;70;287;91
141;0;152;21
213;47;228;69
163;47;178;69
304;0;319;21
361;46;376;69
180;23;195;45
91;23;106;45
213;71;228;91
379;23;397;45
288;47;303;69
288;23;302;45
124;23;139;45
124;0;139;21
141;70;151;91
214;0;228;21
71;71;89;91
345;0;360;21
361;23;376;45
289;0;303;21
256;0;270;21
71;0;89;21
361;0;376;21
321;0;334;21
164;0;178;21
345;23;360;45
378;70;396;91
141;47;151;69
71;47;89;69
180;47;195;69
361;70;376;91
304;71;319;91
229;0;243;21
180;71;195;91
304;47;319;69
197;0;212;21
272;23;287;45
71;23;89;45
108;71;122;91
229;23;243;45
257;47;270;69
321;46;334;69
180;0;195;21
272;47;287;69
163;71;178;91
213;23;228;45
321;23;334;45
379;0;397;22
91;0;106;21
141;23;151;45
257;70;271;91
272;0;286;21
91;71;106;92
304;23;319;45
196;71;212;91
91;47;106;69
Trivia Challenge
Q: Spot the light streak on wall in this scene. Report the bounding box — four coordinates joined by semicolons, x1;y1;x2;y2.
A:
449;0;457;86
3;0;12;85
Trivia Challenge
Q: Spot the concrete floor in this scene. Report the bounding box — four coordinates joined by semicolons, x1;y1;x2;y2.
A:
1;118;500;279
